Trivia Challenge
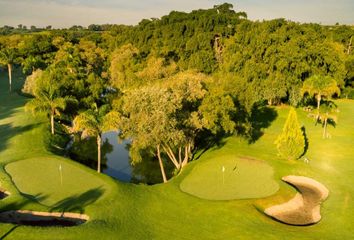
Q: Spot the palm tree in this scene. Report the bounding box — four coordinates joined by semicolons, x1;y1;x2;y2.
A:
0;48;18;91
317;101;338;139
73;105;120;173
25;77;71;135
302;75;340;112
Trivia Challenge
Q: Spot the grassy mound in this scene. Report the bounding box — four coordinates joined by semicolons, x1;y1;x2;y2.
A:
180;156;279;200
5;157;108;208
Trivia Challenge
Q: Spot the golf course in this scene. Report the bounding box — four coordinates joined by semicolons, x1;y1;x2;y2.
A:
0;67;353;239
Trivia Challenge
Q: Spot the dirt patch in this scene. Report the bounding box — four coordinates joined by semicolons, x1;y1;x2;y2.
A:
0;210;89;226
264;175;329;226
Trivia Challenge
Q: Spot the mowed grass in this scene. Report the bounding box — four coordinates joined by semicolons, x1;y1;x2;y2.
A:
5;157;108;207
0;68;353;239
180;155;279;200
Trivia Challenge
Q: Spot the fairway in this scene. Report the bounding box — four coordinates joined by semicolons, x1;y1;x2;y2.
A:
5;157;108;209
180;156;279;200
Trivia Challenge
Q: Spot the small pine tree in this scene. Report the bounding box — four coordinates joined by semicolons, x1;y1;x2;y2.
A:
275;108;305;160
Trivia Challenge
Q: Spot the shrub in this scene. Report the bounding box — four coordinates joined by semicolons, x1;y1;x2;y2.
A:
275;108;305;160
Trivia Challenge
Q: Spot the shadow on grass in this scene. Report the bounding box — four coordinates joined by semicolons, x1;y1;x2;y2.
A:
249;105;278;143
0;123;42;152
0;225;19;240
300;126;309;158
50;187;104;214
193;131;228;160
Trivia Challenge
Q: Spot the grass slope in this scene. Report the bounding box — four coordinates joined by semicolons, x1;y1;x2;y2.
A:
0;69;353;239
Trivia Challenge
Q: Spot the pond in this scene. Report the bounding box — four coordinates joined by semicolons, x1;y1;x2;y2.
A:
69;131;166;184
101;131;133;182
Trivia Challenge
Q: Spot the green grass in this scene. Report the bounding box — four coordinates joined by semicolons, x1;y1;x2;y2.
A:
180;155;279;200
5;157;109;207
0;68;353;239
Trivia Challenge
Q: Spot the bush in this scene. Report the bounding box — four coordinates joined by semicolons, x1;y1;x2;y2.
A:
275;108;305;160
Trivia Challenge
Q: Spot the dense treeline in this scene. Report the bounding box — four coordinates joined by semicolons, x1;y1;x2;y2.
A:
0;3;353;182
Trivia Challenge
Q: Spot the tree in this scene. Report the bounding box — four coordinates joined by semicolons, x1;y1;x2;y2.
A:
317;101;338;139
302;75;340;112
275;108;305;160
25;72;71;135
118;72;236;182
72;105;120;173
0;47;19;91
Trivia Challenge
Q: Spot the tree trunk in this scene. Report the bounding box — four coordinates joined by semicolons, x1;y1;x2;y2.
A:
157;145;167;183
50;113;55;135
8;64;12;91
268;99;272;106
162;145;179;169
181;145;189;168
323;118;327;139
315;94;321;125
316;94;321;111
178;147;182;166
97;134;102;173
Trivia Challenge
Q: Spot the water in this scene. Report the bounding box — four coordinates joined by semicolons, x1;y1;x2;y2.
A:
101;131;132;182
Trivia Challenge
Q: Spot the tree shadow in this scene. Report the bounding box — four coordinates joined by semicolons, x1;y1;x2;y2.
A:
0;193;48;212
300;126;309;158
0;225;19;240
249;105;278;143
130;150;175;185
50;187;104;213
193;130;228;160
69;137;113;170
0;123;43;152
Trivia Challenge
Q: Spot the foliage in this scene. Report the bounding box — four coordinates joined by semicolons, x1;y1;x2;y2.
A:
302;74;340;110
22;69;43;96
275;108;305;160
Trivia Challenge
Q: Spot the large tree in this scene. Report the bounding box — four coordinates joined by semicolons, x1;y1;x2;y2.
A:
0;47;19;91
302;75;340;111
25;72;72;135
72;105;119;173
317;101;338;139
118;72;236;182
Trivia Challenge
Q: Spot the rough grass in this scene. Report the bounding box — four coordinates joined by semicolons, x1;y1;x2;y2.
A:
0;69;353;239
180;155;279;200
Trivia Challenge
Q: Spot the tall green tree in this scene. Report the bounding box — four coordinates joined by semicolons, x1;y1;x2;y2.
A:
73;105;120;173
275;108;305;160
0;47;19;91
317;101;338;139
302;75;340;120
25;73;71;135
119;72;236;182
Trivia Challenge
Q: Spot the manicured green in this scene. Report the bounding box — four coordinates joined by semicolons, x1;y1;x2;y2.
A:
180;155;279;200
0;70;353;239
5;157;109;207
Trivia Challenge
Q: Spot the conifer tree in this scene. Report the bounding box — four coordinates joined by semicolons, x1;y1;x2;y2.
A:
275;108;305;160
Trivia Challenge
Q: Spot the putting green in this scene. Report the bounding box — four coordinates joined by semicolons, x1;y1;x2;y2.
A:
5;157;109;207
180;156;279;200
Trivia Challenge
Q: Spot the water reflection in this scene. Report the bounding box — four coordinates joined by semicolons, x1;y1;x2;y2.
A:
102;131;133;182
69;131;169;184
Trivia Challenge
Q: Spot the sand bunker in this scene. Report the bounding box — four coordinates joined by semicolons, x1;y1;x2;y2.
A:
264;175;329;226
0;188;10;199
0;210;89;226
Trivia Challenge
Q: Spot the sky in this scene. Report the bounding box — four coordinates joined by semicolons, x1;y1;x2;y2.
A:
0;0;353;28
